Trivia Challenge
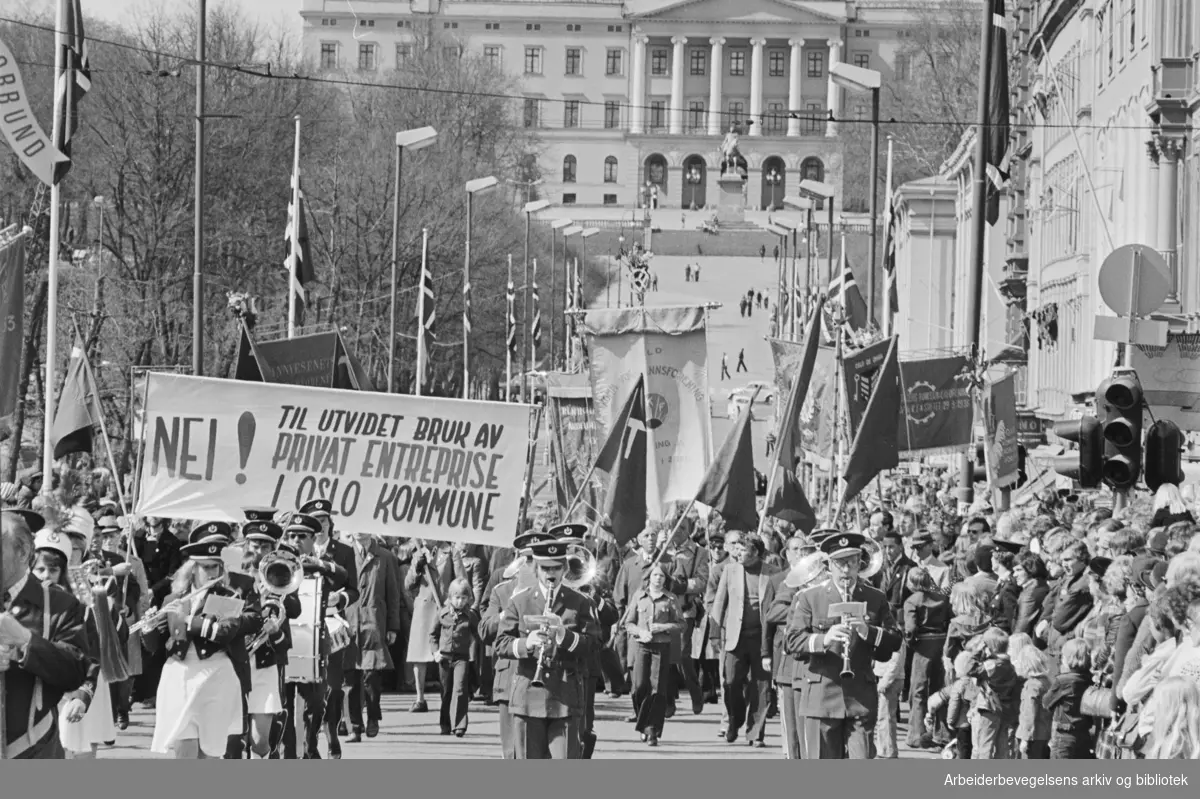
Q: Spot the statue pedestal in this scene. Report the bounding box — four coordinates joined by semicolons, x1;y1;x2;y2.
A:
716;176;746;225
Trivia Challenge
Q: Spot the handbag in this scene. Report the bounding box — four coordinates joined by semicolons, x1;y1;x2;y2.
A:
1082;685;1114;718
1100;709;1145;759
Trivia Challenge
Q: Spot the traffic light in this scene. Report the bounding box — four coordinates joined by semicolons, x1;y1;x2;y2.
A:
1144;419;1185;492
1052;415;1103;488
1097;369;1144;491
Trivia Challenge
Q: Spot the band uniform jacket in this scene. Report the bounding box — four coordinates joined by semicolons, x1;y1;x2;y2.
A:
142;577;264;696
761;570;798;684
250;577;302;672
345;539;402;671
495;583;599;719
314;537;360;611
785;579;902;720
482;564;537;698
2;579;92;759
710;561;782;653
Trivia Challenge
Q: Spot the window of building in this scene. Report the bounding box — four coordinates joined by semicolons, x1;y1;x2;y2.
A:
728;100;744;120
1129;0;1137;49
894;54;910;81
321;18;335;26
396;43;412;66
804;102;823;133
360;19;375;27
651;48;669;75
606;49;622;76
484;46;502;68
485;23;500;30
443;46;460;61
523;98;541;128
853;100;868;120
563;155;577;183
397;21;410;28
525;47;543;75
603;193;618;205
768;50;786;77
853;52;870;70
688;100;705;130
604;101;621;129
567;24;581;32
729;50;746;76
690;48;706;75
526;24;541;31
855;29;870;37
565;48;582;75
564;100;581;128
767;102;785;133
806;51;824;77
358;43;376;71
604;156;618;183
649;100;666;129
320;43;337;69
563;193;577;205
443;22;458;29
608;25;623;33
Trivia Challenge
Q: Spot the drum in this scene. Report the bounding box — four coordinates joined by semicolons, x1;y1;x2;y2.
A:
285;576;323;684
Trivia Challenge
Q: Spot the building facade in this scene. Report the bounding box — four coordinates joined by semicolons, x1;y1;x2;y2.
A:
300;0;954;213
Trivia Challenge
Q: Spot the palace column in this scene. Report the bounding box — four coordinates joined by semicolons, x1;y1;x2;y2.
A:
669;35;687;135
825;38;842;137
749;36;766;136
630;31;647;134
787;37;804;137
707;36;726;136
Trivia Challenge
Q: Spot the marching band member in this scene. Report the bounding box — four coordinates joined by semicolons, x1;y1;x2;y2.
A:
2;510;93;760
143;524;263;759
298;499;359;749
240;509;301;758
495;538;600;759
785;532;902;759
481;531;551;758
280;512;351;759
549;522;601;756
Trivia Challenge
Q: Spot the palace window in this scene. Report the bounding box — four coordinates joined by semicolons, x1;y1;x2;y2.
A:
604;101;621;129
767;102;785;133
484;46;501;69
649;100;666;129
688;100;705;130
604;156;618;183
604;193;618;205
804;102;823;133
524;47;543;75
853;52;870;70
396;43;412;66
358;44;376;71
606;49;623;76
320;43;337;69
690;49;706;75
523;98;541;128
729;50;746;76
651;48;669;75
806;51;824;77
768;50;786;77
728;100;745;120
563;155;577;183
564;100;581;128
566;48;582;75
894;54;910;81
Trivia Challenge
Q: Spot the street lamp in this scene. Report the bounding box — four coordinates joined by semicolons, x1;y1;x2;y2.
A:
550;217;573;369
764;167;783;211
686;166;702;211
463;175;499;398
830;61;883;325
387;126;438;394
521;198;552;401
789;179;836;290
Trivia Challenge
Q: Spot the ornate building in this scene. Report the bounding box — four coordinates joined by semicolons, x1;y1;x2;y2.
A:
300;0;953;212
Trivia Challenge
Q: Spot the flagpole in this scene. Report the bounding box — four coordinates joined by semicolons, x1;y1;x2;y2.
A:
41;0;67;496
463;190;472;400
71;320;129;516
520;405;544;529
506;254;513;400
416;227;428;397
193;0;206;376
882;135;895;338
288;115;300;339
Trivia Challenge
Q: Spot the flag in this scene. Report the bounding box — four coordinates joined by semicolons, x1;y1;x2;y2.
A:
53;0;91;185
594;376;648;547
463;270;472;337
531;260;541;355
234;324;264;382
49;335;102;459
821;248;868;343
0;235;25;432
883;203;900;319
985;0;1011;226
417;239;436;379
284;175;316;316
841;335;901;504
766;296;825;533
506;272;517;359
694;387;758;531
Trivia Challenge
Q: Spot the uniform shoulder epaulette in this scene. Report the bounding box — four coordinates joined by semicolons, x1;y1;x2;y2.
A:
511;586;532;598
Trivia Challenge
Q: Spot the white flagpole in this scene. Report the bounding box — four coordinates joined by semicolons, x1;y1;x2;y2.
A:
883;134;895;338
43;0;66;494
506;254;513;400
416;227;429;396
288;115;300;339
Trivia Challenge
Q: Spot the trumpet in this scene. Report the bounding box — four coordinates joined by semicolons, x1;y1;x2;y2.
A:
129;577;222;635
247;551;303;654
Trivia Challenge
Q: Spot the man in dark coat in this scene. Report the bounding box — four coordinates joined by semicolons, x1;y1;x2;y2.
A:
344;533;402;742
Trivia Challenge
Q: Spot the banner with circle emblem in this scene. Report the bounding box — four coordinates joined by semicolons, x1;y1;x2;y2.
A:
582;306;713;520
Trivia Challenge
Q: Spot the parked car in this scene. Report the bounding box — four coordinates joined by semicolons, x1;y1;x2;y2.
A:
726;387;773;420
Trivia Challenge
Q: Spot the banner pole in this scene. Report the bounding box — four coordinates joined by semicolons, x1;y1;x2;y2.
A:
288;115;300;339
416;227;428;396
41;0;67;497
506;254;513;400
648;497;696;566
520;404;544;529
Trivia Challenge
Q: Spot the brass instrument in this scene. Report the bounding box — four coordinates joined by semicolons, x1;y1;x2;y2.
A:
247;551;303;654
563;544;597;590
129;577;223;635
783;538;884;591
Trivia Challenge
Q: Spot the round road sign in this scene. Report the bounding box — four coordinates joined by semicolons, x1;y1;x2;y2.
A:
1097;244;1170;317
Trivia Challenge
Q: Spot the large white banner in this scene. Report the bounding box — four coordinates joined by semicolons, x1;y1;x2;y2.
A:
583;306;713;518
134;374;534;547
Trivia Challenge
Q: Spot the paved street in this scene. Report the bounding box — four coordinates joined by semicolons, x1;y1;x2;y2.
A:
97;691;940;759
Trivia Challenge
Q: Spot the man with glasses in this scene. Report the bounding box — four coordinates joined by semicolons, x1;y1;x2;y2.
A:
785;532;901;759
1036;540;1092;655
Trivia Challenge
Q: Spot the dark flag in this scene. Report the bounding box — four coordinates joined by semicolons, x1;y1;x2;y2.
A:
49;336;102;459
841;335;901;504
506;272;516;359
694;387;758;531
985;0;1011;226
285;176;317;317
594;376;648;547
821;249;869;344
766;297;825;533
53;0;91;184
417;240;436;384
883;203;899;321
0;234;26;433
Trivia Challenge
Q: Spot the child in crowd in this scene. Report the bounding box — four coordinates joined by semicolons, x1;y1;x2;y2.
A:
966;627;1020;759
927;650;979;759
430;578;481;737
1043;638;1094;759
1012;645;1053;759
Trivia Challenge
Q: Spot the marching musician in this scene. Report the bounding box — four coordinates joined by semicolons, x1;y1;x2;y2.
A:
143;523;263;759
299;499;359;751
762;535;820;759
480;531;551;758
240;509;301;758
280;512;351;759
785;532;902;759
548;522;602;756
1;510;93;759
495;538;600;759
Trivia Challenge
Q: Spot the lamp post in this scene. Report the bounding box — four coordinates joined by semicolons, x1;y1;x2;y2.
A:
686;166;702;211
765;167;783;211
388;126;438;394
830;61;883;326
549;217;573;370
464;176;499;398
521;198;551;401
765;222;790;332
789;180;837;288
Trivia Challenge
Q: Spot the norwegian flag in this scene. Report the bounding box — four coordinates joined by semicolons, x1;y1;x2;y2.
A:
463;271;471;336
883;202;900;325
531;259;542;359
417;232;436;375
284;174;316;316
506;271;516;359
821;246;869;345
53;0;91;184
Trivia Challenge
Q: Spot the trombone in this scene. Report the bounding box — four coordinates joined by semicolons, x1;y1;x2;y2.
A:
247;551;304;654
